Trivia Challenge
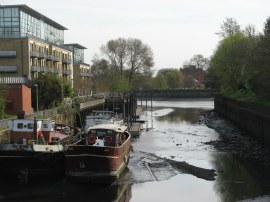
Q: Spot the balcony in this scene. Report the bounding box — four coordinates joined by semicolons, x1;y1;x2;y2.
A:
30;51;39;58
31;65;41;72
54;56;61;62
62;69;72;75
62;58;72;64
54;69;61;74
80;72;91;77
40;66;48;73
46;55;54;61
47;68;55;73
38;52;46;59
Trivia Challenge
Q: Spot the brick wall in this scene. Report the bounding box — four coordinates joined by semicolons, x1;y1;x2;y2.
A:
5;84;34;115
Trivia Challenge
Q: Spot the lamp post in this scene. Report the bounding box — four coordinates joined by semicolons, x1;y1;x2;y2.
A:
34;84;38;111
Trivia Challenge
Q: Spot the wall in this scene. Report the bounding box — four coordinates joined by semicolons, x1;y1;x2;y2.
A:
214;96;270;146
5;84;34;115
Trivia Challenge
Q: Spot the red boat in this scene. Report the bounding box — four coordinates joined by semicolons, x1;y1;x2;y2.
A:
65;123;131;183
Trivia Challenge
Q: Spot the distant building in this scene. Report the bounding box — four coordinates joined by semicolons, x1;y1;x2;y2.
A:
0;4;91;115
180;65;205;89
65;44;91;96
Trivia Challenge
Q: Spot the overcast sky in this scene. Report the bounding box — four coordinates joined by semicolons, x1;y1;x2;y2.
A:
1;0;270;73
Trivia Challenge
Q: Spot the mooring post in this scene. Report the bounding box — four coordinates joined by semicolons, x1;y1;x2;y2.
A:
140;90;142;107
151;92;153;111
146;92;148;112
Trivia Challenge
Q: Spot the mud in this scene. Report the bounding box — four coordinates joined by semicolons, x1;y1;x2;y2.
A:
117;151;216;185
199;110;270;166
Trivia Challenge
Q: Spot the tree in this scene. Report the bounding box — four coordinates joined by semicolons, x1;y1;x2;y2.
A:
63;82;73;97
0;97;5;119
100;38;127;75
247;17;270;100
99;38;154;88
216;17;241;39
152;73;168;89
243;24;257;39
189;54;210;70
91;58;111;92
154;68;183;89
210;32;254;91
32;74;62;109
126;38;154;85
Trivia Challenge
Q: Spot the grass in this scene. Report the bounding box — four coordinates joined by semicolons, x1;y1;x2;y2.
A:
221;88;270;106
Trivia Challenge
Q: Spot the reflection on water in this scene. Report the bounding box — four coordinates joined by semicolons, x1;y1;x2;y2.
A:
155;108;206;124
212;154;270;202
0;177;132;202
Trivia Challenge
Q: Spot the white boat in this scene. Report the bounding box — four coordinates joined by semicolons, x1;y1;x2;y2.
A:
84;110;123;132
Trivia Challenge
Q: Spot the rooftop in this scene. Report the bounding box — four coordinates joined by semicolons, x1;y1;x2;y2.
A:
65;43;87;49
0;4;68;30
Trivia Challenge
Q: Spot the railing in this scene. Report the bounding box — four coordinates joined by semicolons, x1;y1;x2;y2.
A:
62;58;72;64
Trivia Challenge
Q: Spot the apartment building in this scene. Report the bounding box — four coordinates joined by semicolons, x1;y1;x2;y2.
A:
0;5;74;84
65;44;91;96
0;4;92;115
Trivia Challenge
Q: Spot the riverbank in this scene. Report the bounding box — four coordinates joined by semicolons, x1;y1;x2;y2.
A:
199;110;270;166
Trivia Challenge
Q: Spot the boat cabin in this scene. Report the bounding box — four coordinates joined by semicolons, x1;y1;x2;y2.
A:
86;124;128;147
8;119;56;144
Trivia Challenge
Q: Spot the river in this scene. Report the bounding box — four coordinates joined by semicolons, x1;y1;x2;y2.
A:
0;99;269;202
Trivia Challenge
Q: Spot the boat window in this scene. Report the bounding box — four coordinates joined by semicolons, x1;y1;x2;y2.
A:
27;123;34;129
43;123;48;128
107;130;112;135
91;130;96;135
17;123;23;129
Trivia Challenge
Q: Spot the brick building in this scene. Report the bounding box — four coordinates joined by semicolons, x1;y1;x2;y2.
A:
180;65;205;89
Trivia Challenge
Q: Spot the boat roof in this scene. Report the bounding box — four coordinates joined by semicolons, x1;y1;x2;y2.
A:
88;124;127;133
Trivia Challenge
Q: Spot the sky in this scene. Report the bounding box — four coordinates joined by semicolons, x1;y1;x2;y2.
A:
1;0;270;73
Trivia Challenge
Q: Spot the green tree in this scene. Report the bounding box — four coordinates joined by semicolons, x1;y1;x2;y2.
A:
155;69;183;89
152;73;168;89
248;17;270;100
210;32;253;92
32;74;62;109
0;97;5;119
63;82;73;97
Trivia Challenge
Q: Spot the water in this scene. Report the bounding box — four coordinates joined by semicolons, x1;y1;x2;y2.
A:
0;99;270;202
131;100;270;202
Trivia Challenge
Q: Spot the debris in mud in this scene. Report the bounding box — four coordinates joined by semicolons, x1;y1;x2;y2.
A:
199;110;270;166
117;151;216;184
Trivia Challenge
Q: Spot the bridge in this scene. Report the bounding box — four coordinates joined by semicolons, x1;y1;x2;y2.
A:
137;89;219;99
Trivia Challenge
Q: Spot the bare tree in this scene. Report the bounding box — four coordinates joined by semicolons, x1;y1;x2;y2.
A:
189;54;210;70
98;38;154;88
243;24;257;38
100;38;127;75
126;38;154;84
216;17;241;39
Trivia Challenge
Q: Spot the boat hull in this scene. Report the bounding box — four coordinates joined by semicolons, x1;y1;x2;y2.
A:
0;150;65;178
65;136;131;183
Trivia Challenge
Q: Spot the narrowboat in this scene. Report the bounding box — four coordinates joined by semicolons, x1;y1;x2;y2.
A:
65;123;131;184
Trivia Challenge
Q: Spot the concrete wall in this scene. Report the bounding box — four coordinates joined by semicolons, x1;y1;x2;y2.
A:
214;96;270;146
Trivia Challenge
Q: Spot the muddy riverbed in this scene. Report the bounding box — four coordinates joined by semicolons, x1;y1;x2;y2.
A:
0;100;270;202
